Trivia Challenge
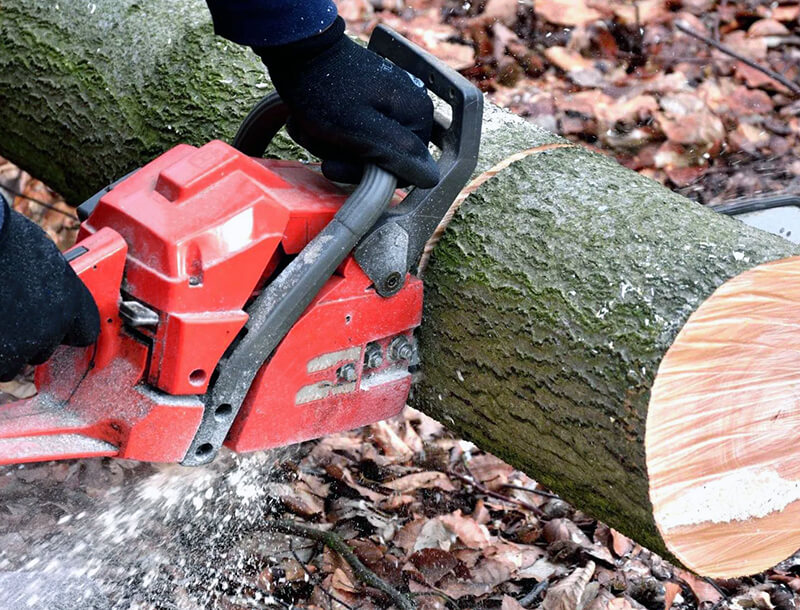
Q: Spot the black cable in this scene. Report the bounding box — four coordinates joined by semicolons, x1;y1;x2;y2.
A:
710;193;800;216
0;183;79;221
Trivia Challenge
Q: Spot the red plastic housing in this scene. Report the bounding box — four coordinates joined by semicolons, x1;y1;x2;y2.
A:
0;141;421;464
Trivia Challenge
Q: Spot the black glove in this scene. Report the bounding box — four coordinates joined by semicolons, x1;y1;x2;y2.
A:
255;17;439;188
0;195;99;381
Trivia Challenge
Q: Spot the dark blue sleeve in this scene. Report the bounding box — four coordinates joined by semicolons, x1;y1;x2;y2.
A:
205;0;338;47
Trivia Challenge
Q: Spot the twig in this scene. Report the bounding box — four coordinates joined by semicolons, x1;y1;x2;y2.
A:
409;590;459;609
289;539;355;610
448;468;545;517
0;183;80;221
501;483;560;500
674;20;800;96
266;519;417;610
518;579;549;607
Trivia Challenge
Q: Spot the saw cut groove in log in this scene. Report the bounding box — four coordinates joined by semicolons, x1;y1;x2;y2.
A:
3;0;800;577
647;256;800;577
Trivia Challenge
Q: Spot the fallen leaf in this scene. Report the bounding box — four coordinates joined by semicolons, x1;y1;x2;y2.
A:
465;453;515;490
610;528;634;557
543;561;597;610
664;581;682;608
748;19;790;37
384;471;456;493
545;47;596;72
501;596;527;610
482;0;520;25
439;510;493;548
0;379;36;399
370;421;413;462
536;0;603;26
414;518;457;552
674;569;722;605
408;548;460;585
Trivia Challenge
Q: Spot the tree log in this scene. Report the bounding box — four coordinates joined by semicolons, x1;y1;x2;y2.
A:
2;0;800;577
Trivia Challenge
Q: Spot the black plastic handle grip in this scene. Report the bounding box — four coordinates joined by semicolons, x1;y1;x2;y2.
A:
356;26;483;295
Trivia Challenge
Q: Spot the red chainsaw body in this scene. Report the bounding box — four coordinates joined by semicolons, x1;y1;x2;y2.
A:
0;141;421;465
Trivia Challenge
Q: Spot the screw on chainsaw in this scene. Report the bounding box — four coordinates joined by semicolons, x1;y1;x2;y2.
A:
390;336;415;362
337;363;358;383
364;343;383;370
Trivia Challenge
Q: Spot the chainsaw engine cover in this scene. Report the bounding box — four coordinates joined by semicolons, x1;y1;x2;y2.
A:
0;141;421;464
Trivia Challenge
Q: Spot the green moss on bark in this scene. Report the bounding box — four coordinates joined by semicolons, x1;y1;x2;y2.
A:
0;0;304;203
414;136;799;556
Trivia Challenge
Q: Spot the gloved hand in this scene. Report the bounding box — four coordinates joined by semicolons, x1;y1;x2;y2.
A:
255;17;439;188
0;195;100;381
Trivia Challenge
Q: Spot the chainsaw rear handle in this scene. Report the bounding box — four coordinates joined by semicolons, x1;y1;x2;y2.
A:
233;25;483;296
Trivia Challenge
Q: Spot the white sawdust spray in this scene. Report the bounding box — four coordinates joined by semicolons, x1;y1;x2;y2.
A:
0;447;300;609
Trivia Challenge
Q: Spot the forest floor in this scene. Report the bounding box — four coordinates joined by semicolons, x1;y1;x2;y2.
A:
0;0;799;609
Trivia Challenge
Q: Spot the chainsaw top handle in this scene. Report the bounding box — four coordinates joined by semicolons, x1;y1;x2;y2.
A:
233;24;483;297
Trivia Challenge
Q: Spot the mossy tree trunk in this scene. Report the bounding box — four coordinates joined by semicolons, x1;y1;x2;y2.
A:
2;0;799;576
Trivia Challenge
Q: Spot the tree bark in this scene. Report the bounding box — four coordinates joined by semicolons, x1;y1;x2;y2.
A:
2;0;800;577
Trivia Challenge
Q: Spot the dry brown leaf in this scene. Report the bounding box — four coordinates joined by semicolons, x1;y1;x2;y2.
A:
394;517;427;553
611;0;670;25
732;590;774;609
758;4;800;22
674;569;722;604
610;528;634;557
722;30;768;60
408;548;460;585
482;0;520;25
336;0;374;22
536;0;603;26
0;379;36;399
414;518;457;552
439;510;493;548
501;596;527;610
331;567;359;594
748;18;790;37
543;561;597;610
558;90;614;118
545;47;596;73
466;453;515;490
384;471;456;493
370;420;413;462
543;518;593;546
406;406;444;440
323;459;386;502
374;11;475;70
401;421;424;453
598;95;659;125
664;581;682;608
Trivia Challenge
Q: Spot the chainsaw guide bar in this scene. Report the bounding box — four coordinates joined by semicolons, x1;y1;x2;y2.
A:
0;26;482;467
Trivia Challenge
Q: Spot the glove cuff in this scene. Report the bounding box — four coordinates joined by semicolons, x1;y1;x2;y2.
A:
0;194;9;247
253;16;346;69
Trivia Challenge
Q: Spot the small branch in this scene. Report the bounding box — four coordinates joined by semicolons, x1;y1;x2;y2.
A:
518;579;549;607
290;539;355;610
0;182;80;221
675;20;800;96
502;483;560;500
448;468;545;517
266;519;417;610
409;590;459;609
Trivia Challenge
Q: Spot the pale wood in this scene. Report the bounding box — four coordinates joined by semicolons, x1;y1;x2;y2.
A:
647;255;800;577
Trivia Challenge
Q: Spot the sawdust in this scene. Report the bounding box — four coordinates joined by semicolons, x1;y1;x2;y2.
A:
0;447;300;608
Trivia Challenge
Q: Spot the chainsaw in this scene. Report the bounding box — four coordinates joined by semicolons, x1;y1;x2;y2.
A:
0;26;483;467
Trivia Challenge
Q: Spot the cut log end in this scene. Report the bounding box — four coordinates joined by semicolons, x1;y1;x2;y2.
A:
647;255;800;577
